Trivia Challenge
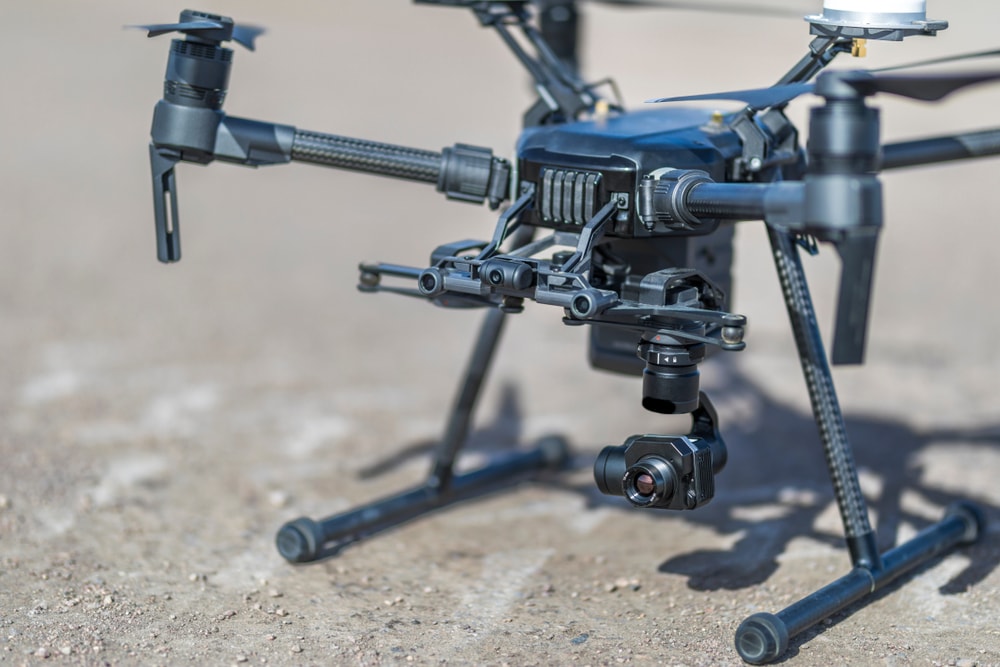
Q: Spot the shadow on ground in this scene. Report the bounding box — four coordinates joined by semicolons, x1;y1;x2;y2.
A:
357;355;999;597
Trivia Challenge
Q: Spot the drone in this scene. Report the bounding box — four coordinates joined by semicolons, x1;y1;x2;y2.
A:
133;2;1000;663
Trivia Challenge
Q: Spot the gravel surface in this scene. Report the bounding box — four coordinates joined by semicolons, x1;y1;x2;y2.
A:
1;1;999;665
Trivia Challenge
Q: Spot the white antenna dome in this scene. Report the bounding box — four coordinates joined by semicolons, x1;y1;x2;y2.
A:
807;0;945;41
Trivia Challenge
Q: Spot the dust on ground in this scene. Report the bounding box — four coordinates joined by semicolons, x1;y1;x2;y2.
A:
1;1;999;665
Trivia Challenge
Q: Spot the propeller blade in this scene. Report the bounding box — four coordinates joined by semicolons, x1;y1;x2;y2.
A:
840;70;1000;102
128;15;263;50
872;48;1000;73
647;82;813;109
650;69;1000;108
231;24;266;51
131;20;225;38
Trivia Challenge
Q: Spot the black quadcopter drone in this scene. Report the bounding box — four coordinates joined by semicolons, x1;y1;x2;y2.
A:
133;1;1000;663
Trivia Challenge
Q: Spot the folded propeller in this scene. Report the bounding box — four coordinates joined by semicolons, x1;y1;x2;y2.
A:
649;67;1000;108
130;9;264;51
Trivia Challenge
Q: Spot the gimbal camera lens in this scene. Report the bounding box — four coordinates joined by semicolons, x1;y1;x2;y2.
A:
623;456;677;507
634;472;656;496
594;415;723;512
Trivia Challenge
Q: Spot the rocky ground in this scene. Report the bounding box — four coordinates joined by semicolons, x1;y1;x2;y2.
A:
1;1;999;665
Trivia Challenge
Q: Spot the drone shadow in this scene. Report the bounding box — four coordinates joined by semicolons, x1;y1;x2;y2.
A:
355;358;998;600
356;382;527;481
565;361;1000;597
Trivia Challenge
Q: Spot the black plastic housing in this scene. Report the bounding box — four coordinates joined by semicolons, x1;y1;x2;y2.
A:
516;107;742;238
515;107;747;377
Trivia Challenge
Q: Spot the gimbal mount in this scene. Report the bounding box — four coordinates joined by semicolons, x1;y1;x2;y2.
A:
134;4;1000;663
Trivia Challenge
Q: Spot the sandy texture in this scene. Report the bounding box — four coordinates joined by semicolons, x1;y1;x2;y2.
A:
1;1;998;665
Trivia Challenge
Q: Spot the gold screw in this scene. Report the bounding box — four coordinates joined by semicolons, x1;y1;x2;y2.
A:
594;98;610;121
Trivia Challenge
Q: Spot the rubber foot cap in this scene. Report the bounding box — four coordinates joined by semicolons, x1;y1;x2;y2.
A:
537;435;571;469
945;501;985;546
735;612;789;665
276;517;322;563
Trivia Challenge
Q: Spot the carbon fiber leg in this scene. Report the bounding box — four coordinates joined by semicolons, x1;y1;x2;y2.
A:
768;228;879;569
275;307;569;563
732;228;983;664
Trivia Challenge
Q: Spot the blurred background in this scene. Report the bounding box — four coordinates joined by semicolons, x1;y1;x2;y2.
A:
1;1;998;664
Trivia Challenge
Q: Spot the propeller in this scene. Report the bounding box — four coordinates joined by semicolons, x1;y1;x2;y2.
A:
134;10;266;263
833;70;1000;101
648;68;1000;108
872;47;1000;73
130;10;264;51
648;82;811;110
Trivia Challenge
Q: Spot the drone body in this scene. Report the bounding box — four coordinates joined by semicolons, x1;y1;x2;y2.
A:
132;2;1000;663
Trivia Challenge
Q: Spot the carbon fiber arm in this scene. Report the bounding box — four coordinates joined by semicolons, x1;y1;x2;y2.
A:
290;130;443;183
149;112;511;262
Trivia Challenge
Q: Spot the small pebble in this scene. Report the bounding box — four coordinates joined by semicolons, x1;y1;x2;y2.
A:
268;491;290;508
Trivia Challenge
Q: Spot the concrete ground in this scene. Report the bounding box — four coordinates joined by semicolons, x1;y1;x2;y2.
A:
1;1;998;665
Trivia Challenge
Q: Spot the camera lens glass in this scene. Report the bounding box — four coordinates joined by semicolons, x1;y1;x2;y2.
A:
623;457;676;508
634;472;656;496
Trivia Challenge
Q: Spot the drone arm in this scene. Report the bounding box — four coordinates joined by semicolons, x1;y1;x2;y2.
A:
495;20;595;124
694;178;881;367
639;176;804;224
289;129;510;208
520;18;589;93
644;170;881;365
192;113;512;206
150;88;511;198
290;129;439;182
214;116;294;166
536;0;580;73
148;107;512;262
459;1;595;124
882;127;1000;170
